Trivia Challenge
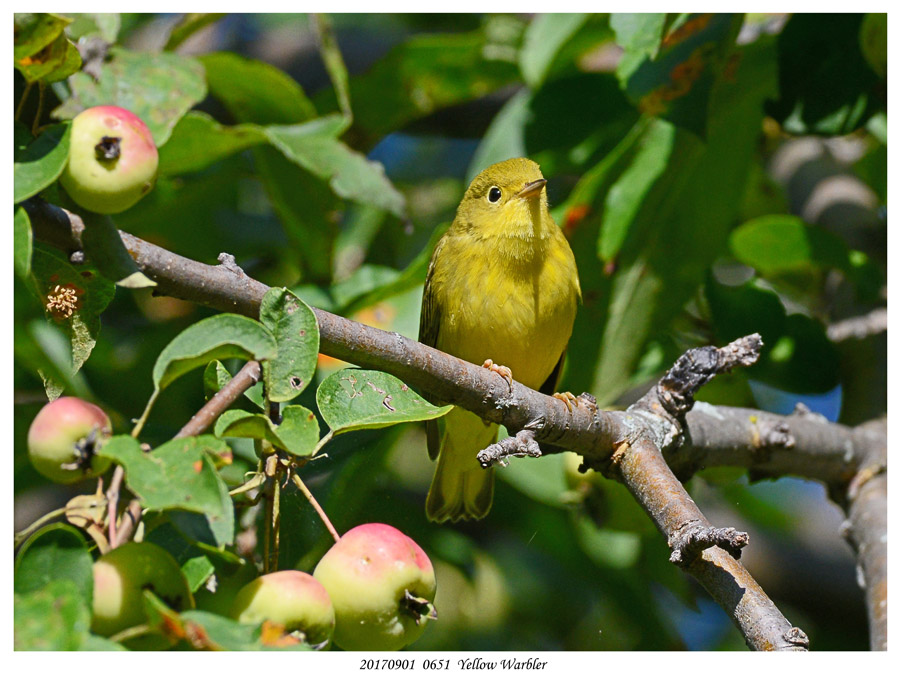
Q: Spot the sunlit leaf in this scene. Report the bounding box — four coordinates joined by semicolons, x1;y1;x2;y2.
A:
316;368;451;434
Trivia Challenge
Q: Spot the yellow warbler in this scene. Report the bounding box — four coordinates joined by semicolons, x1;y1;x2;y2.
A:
419;158;580;522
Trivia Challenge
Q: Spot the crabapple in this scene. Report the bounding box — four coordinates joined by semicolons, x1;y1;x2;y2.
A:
231;570;335;648
91;542;193;637
27;396;112;484
313;523;436;651
59;105;158;214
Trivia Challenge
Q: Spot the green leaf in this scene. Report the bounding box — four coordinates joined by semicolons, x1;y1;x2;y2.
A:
573;514;642;570
466;89;530;184
14;206;33;279
319;26;522;147
859;13;887;79
706;278;839;393
253;147;337;283
730;214;883;299
584;34;778;405
599;119;674;262
15;26;81;84
14;523;93;605
13;122;70;203
99;435;235;546
767;14;883;135
200;51;316;125
317;368;452;435
40;35;82;83
14;319;91;401
178;610;311;650
611;13;667;82
259;287;320;402
30;246;116;374
312;14;352;119
63;13;120;43
520;14;589;88
143;520;217;592
266;116;407;218
158;111;267;176
164;13;226;51
54;47;207;146
215;406;320;458
14;13;71;61
151;314;277;394
620;13;743;137
204;360;265;410
79;211;156;288
81;635;127;650
14;579;91;650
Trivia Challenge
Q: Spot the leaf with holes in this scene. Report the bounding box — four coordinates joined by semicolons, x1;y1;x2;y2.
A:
259;287;319;402
53;47;206;146
316;368;452;435
98;435;234;547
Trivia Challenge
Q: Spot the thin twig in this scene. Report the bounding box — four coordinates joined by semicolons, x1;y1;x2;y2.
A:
292;473;341;544
176;360;262;439
114;499;143;546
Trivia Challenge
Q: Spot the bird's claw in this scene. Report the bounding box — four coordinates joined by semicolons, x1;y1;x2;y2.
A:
482;359;513;390
553;391;578;412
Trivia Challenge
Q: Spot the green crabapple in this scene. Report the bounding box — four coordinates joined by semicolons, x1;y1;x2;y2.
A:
27;396;112;484
231;570;335;648
91;542;194;637
59;105;158;214
313;523;437;651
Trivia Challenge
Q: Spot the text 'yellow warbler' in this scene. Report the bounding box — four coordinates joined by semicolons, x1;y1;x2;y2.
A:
419;158;581;523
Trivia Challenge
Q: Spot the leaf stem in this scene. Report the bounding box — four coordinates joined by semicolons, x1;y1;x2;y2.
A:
291;473;341;544
15;81;34;123
13;507;66;548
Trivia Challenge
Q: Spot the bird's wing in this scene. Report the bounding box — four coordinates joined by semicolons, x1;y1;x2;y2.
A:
419;239;444;460
418;242;442;350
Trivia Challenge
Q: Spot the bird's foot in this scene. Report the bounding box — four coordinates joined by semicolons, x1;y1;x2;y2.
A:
553;391;578;412
482;359;513;390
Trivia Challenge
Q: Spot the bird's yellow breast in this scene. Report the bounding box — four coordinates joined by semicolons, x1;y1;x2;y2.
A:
430;230;578;390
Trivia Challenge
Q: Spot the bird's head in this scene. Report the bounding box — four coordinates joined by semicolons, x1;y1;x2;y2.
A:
456;158;551;240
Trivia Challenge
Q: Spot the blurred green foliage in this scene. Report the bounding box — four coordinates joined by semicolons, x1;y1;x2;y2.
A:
14;12;884;651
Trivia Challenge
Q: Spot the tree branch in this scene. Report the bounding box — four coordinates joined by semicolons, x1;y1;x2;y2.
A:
26;199;886;650
175;360;262;439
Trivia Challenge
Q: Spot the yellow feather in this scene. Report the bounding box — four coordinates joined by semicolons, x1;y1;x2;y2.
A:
419;158;580;523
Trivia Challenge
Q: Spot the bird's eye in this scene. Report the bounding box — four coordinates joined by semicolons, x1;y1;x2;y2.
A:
488;186;502;203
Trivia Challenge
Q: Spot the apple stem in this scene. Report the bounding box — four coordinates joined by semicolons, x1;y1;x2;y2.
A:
291;473;341;544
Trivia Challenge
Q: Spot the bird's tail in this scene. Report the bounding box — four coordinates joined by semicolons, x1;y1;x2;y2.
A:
426;408;498;523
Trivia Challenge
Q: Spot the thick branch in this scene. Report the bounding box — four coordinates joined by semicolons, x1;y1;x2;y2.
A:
839;435;887;650
614;438;804;650
27;200;885;650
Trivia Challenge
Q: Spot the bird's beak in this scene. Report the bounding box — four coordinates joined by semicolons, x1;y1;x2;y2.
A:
517;179;547;199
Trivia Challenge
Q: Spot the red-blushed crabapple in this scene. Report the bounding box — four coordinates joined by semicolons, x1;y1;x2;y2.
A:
313;523;437;651
91;542;194;637
231;570;335;648
59;105;158;214
27;396;112;484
